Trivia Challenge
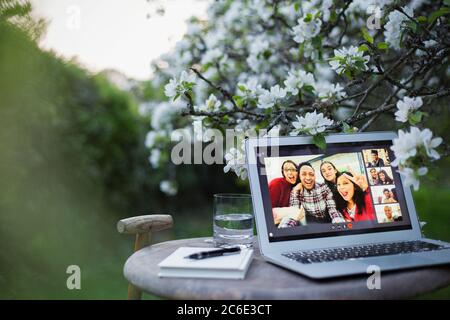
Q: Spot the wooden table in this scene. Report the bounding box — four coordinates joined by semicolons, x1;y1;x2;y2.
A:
123;237;450;299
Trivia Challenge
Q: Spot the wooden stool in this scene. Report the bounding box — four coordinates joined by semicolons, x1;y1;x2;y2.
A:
117;214;173;300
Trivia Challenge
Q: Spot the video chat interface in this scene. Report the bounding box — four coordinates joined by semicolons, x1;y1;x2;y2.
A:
256;142;412;242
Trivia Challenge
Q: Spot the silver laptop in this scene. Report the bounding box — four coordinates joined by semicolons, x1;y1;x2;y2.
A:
246;131;450;279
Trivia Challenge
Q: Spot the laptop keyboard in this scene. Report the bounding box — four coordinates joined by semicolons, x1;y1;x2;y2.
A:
282;241;445;264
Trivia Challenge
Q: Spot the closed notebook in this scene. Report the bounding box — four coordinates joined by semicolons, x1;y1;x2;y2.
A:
158;247;254;280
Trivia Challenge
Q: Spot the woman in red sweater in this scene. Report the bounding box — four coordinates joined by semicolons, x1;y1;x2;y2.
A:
335;171;375;222
269;160;298;208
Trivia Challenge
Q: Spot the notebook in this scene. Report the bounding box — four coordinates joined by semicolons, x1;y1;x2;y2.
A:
158;247;254;279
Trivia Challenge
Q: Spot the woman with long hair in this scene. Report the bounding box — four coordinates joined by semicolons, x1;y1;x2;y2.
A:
377;169;394;185
320;161;338;189
320;161;341;207
335;171;375;222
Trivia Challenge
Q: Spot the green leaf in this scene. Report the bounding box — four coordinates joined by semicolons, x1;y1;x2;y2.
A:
303;13;313;22
262;50;272;59
202;62;212;72
377;42;389;50
233;95;244;108
362;28;374;44
417;16;428;23
294;3;300;11
237;85;247;92
313;133;327;150
264;108;273;115
173;93;180;101
354;60;366;70
344;69;352;79
358;44;369;52
255;120;270;130
311;36;322;47
302;85;315;94
429;7;450;24
408;111;424;125
329;10;337;23
222;115;230;123
342;122;353;133
404;20;418;33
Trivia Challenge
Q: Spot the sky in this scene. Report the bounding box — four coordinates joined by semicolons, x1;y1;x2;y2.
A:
31;0;211;80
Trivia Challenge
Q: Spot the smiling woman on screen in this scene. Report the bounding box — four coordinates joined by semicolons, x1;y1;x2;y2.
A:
335;171;375;222
268;160;298;208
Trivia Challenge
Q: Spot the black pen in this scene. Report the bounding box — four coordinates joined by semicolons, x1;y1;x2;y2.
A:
184;247;241;260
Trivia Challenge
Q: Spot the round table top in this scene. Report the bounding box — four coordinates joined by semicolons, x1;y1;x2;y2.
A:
124;237;450;300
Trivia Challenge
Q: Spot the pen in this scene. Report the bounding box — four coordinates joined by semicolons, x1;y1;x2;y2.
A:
184;247;241;260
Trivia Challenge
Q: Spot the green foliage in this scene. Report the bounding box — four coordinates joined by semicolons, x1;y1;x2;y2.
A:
361;28;374;44
312;133;326;150
0;21;157;297
376;42;389;50
0;0;47;40
0;0;31;19
428;7;450;24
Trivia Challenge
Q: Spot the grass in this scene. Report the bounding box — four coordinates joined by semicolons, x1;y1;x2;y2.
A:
413;187;450;299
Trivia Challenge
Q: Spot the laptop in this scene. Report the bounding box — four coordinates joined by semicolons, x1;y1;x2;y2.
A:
246;131;450;279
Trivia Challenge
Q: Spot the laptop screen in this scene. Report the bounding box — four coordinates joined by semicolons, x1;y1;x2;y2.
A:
255;140;412;242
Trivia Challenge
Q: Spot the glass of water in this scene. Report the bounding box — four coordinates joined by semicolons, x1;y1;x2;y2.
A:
213;194;254;248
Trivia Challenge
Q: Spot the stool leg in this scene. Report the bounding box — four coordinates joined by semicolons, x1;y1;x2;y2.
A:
127;233;151;300
128;284;142;300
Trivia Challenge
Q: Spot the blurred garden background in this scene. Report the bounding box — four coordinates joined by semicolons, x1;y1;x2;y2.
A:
0;0;449;299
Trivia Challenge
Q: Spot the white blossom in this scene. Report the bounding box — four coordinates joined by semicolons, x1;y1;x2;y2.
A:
398;167;428;191
149;149;161;168
237;78;264;100
251;0;272;21
159;180;178;196
195;94;221;112
257;85;287;109
179;70;196;83
329;46;370;75
224;141;247;180
416;39;439;56
394;96;423;123
164;78;178;98
201;48;223;65
292;15;322;44
145;130;165;148
290;111;334;135
315;81;346;101
284;70;315;95
147;0;445;188
384;7;414;50
421;128;443;160
164;71;196;99
391;127;442;167
151;101;183;131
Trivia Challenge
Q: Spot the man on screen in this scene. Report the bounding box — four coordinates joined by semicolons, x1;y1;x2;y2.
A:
367;150;385;167
289;162;345;225
382;206;395;223
368;168;379;185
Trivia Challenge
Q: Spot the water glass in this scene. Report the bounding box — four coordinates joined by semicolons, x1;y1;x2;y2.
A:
213;194;254;248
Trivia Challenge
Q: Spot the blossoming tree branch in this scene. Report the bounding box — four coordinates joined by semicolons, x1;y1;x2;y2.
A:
146;0;450;194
